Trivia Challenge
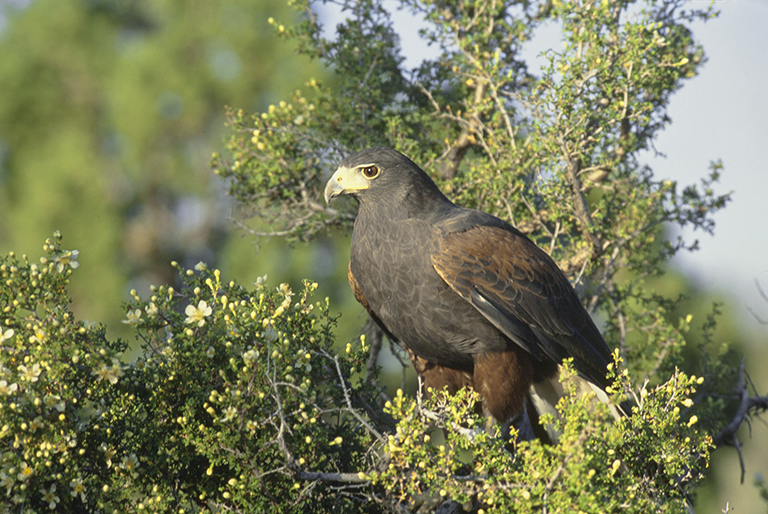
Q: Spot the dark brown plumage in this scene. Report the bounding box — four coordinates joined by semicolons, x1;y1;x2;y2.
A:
324;147;615;429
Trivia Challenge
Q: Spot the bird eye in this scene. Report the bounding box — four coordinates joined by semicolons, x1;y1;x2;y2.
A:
361;165;379;179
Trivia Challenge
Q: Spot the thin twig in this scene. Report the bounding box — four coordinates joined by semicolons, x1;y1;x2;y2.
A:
328;351;387;445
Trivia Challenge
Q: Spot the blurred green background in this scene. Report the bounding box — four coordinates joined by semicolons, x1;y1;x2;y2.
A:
0;0;362;343
0;1;766;512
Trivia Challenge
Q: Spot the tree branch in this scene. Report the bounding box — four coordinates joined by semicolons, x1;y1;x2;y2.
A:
712;357;768;482
296;470;370;484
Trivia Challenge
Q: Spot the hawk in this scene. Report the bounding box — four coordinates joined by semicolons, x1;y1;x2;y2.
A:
324;147;617;435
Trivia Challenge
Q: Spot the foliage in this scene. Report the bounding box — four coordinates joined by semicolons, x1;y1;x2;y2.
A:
373;364;711;514
2;0;766;512
1;237;715;513
0;234;128;511
1;235;381;512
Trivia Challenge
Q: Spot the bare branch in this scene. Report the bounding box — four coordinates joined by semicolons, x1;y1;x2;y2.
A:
297;471;370;484
713;357;768;482
746;278;768;324
326;350;387;445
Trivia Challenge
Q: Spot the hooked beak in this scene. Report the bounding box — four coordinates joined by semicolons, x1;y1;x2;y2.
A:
323;166;370;205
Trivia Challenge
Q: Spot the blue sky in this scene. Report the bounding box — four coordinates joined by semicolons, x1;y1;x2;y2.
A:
646;1;768;327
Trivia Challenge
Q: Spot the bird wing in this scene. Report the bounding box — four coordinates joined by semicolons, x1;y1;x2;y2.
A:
431;224;613;388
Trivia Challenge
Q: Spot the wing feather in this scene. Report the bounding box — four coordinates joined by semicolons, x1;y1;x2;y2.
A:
431;224;612;388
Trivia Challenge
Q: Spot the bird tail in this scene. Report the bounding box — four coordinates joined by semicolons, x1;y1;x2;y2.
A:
525;366;623;443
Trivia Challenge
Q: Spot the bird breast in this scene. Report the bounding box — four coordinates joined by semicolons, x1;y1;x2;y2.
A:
350;215;507;368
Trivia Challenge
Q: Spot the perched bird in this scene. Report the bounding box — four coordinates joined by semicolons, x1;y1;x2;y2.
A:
324;147;617;435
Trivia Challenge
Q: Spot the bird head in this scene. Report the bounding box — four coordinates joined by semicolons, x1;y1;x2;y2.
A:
324;147;450;214
323;148;385;205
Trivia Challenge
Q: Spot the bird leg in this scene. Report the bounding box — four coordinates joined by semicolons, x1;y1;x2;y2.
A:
473;350;534;427
406;348;474;398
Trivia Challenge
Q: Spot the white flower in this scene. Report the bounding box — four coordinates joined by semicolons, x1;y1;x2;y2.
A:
44;394;66;412
221;406;238;423
99;443;116;468
41;483;60;509
70;477;86;502
122;309;142;325
31;327;47;344
185;300;212;327
93;358;123;385
0;326;14;344
54;250;80;273
120;454;140;476
0;380;18;395
145;302;159;316
18;363;42;382
30;416;44;431
17;462;33;481
243;349;259;367
278;282;293;298
0;471;14;496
